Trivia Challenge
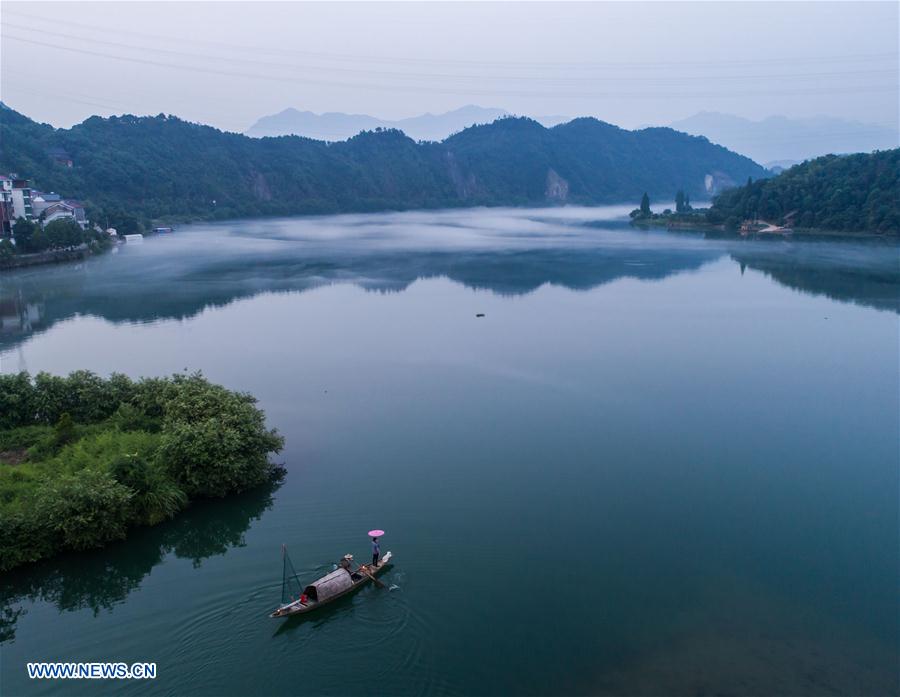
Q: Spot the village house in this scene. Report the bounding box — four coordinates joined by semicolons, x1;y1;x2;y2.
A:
41;200;88;229
0;175;13;235
8;177;33;222
1;175;91;237
30;191;62;217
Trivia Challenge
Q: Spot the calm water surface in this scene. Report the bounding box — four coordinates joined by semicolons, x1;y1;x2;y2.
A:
1;206;898;696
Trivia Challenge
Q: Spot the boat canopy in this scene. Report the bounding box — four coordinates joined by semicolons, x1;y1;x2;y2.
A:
304;568;353;601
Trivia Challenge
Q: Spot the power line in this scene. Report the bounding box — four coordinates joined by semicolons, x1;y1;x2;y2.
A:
6;21;897;86
3;33;897;102
4;7;898;72
5;21;897;85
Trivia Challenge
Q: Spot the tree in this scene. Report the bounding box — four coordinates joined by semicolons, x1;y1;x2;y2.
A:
54;412;76;447
12;217;37;251
640;192;651;216
159;374;283;498
43;218;84;249
0;239;13;265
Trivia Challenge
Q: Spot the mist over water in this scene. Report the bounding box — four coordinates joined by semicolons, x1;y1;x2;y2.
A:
1;206;897;696
1;206;896;357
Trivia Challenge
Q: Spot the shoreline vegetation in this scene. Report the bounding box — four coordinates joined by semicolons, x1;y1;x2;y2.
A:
0;371;284;571
0;218;114;270
630;150;899;238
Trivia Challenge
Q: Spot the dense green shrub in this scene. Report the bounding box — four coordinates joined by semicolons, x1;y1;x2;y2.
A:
34;469;134;551
0;372;36;429
110;403;158;433
110;453;187;525
0;371;283;571
0;424;52;454
54;413;76;448
159;375;283;497
0;510;54;569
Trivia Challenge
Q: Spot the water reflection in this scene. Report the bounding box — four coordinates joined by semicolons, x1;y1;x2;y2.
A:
1;208;896;355
0;477;282;644
732;240;900;312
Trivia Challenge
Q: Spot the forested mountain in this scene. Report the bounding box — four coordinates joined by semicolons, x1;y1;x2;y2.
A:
707;150;899;234
0;106;766;224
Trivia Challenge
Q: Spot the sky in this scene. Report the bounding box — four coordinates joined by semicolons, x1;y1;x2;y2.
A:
1;1;898;133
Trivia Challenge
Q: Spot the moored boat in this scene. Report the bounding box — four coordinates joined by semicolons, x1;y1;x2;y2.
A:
270;546;393;618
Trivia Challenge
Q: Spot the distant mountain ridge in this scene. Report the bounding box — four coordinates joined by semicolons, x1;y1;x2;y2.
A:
0;107;766;222
669;111;899;164
245;105;570;141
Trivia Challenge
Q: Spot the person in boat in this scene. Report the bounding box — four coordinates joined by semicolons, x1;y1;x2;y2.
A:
371;537;380;567
339;554;353;572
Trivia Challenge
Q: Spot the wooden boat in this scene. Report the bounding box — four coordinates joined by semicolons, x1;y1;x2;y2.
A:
270;547;393;618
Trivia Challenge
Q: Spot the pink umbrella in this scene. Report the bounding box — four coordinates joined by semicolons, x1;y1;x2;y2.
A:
368;529;385;537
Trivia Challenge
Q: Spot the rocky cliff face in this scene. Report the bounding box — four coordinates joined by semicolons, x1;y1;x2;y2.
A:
251;171;272;201
545;169;569;202
445;152;478;200
704;171;738;196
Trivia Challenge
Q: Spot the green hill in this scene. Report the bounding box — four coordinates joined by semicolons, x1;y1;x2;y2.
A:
0;107;765;224
707;150;899;234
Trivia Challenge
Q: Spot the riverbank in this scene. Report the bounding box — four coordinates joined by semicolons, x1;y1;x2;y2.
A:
630;214;897;240
1;220;119;272
0;371;284;571
0;246;91;270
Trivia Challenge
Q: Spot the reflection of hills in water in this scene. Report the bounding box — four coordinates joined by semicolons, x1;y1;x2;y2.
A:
731;240;900;313
0;478;281;644
0;242;725;352
1;220;897;353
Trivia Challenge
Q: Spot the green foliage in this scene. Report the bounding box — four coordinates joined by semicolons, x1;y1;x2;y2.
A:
110;452;187;525
0;371;282;571
0;511;54;569
0;424;52;454
42;218;85;249
34;469;134;551
708;150;900;234
159;374;283;497
0;108;766;220
12;218;38;251
110;402;159;433
0;238;13;263
54;413;76;447
0;372;36;428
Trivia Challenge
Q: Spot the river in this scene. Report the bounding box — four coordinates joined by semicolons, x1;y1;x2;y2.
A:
1;206;897;696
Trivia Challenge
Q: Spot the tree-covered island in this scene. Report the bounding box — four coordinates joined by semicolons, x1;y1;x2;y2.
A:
0;371;284;571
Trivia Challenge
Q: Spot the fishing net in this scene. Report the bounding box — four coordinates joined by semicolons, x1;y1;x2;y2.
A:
281;549;305;604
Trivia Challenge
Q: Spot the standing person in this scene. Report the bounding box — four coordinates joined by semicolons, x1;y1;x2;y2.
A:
371;537;380;567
